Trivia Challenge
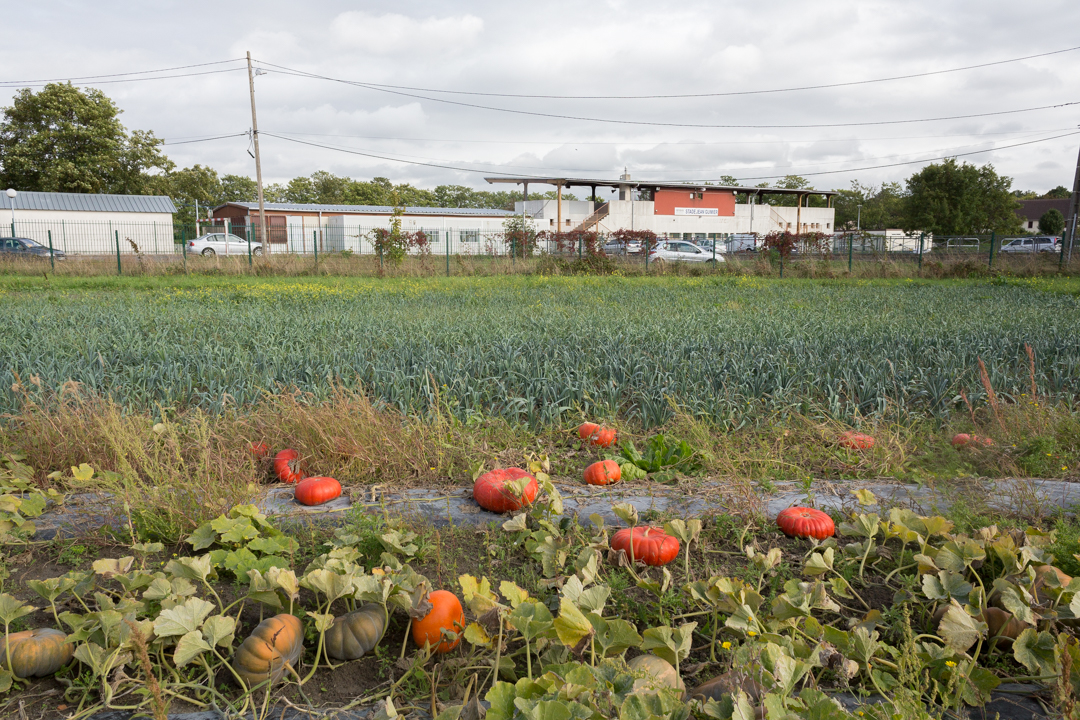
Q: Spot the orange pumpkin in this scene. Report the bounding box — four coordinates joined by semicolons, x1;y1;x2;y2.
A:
249;441;270;458
294;476;341;506
577;422;600;440
776;507;835;539
611;526;680;567
951;433;993;449
838;431;874;450
412;590;464;654
233;614;304;688
1;628;73;678
584;460;621;486
473;468;539;513
273;449;305;484
577;423;617;448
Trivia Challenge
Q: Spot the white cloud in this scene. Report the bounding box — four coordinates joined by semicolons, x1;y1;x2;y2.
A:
330;11;483;55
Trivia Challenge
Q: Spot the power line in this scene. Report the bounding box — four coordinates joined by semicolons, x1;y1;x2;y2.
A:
261;129;1080;184
0;67;247;89
161;132;249;146
254;63;1080;130
0;58;246;84
269;126;1078;147
261;45;1080;100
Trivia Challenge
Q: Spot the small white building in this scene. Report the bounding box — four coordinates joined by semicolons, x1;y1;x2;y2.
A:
1;191;177;254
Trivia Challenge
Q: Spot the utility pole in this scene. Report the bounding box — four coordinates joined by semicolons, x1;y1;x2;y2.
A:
1064;139;1080;265
246;51;268;254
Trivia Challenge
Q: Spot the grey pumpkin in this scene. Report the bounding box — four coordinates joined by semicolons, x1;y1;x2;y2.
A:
324;604;388;661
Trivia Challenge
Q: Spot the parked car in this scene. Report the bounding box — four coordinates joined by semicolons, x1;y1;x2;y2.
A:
602;239;642;255
999;236;1060;254
188;233;262;256
648;241;724;264
0;236;66;260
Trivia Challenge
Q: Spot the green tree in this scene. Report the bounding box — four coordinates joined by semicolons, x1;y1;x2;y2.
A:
901;159;1021;236
1043;186;1071;199
219;174;258;203
162;165;221;226
0;83;173;194
1038;208;1065;235
832;181;905;231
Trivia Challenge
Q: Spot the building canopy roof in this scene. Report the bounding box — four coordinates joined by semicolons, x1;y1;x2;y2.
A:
216;202;514;217
0;190;176;213
484;176;838;197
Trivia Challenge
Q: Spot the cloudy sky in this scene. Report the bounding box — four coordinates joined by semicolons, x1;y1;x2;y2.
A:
2;0;1079;197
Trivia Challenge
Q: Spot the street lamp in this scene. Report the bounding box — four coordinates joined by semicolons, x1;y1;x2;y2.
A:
5;188;15;237
856;204;862;232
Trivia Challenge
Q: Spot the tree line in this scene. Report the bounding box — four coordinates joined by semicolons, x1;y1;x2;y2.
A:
0;83;1070;236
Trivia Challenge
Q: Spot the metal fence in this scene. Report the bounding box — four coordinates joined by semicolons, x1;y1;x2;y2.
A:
3;219;1073;273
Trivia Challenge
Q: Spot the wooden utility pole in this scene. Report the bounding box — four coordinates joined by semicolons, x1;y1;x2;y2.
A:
1064;140;1080;265
246;51;268;254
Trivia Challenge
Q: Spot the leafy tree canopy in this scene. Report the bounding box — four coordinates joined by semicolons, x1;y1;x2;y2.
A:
832;181;905;231
1043;185;1071;199
0;83;173;194
1038;208;1065;235
901;159;1021;236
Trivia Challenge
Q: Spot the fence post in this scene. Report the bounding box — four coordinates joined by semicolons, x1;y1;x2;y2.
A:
918;232;925;272
313;231;318;268
182;226;187;273
645;238;649;272
115;230;122;275
47;230;55;271
247;227;253;268
988;231;996;270
848;234;854;272
446;230;450;277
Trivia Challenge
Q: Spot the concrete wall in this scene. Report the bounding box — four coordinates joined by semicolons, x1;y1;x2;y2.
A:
594;201;836;237
10;210;177;254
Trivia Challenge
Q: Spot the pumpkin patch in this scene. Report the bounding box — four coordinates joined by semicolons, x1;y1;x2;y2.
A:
473;468;539;513
273;449;305;484
584;459;621;486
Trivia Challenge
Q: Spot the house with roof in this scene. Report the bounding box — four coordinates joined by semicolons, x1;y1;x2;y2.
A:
1016;198;1071;233
1;190;177;255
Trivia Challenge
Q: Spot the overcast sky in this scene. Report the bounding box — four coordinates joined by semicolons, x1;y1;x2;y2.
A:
2;0;1079;197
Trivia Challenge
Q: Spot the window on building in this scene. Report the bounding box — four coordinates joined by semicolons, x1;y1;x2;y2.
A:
460;230;479;243
1028;221;1034;228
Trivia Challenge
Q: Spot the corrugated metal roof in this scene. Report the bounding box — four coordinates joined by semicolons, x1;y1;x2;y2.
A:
220;202;514;217
0;191;177;213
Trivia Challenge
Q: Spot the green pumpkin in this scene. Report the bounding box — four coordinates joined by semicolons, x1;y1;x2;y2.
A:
2;628;74;678
325;604;387;661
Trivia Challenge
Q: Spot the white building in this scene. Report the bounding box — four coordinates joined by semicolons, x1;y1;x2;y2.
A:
1;190;177;254
494;174;837;242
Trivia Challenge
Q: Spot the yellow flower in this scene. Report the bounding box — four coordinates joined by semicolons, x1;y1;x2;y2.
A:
945;660;956;667
721;641;731;649
747;630;757;637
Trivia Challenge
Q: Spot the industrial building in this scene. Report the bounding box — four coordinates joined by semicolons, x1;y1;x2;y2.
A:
1;190;177;254
488;173;838;241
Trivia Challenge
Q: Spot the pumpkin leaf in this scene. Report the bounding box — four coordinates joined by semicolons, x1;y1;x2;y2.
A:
164;554;213;583
499;581;530;609
459;575;500;615
188;522;218;551
563;576;610;615
1013;628;1058;676
921;571;973;603
803;548;835;576
612;503;639;527
202;614;236;647
306;611;335;634
938;601;986;652
641;623;697;666
211;516;259;544
153;597;215;638
247;534;299;556
502;514;528;533
70;463;94;482
464;622;492;648
0;593;35;624
92;556;135;578
853;488;877;506
174;629;212;667
588;613;641;657
553;598;593;651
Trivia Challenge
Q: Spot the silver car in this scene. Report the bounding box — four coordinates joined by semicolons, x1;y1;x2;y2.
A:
648;241;724;264
188;233;262;257
999;236;1060;254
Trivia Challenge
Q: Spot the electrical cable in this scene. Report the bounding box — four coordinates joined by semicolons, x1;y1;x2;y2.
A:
161;132;250;146
257;45;1080;100
0;58;246;84
260;129;1080;183
253;64;1080;129
0;67;247;88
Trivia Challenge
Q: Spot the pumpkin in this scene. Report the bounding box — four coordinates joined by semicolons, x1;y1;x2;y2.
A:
0;628;73;678
627;654;685;697
249;441;270;458
473;468;539;513
273;449;305;484
984;607;1029;648
577;423;617;448
951;433;993;449
233;614;303;688
690;670;764;703
584;460;621;486
838;431;874;450
610;526;680;567
411;590;464;654
577;422;600;441
324;604;387;661
294;476;341;506
776;507;835;539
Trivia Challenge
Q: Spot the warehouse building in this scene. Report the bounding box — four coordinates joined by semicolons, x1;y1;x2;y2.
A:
1;190;177;254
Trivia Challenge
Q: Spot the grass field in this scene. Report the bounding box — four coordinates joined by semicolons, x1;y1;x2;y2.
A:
2;275;1079;426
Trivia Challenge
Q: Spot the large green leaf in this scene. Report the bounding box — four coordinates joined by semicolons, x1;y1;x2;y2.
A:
153;597;215;638
937;602;985;652
174;629;212;666
553;599;593;652
1013;628;1057;676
